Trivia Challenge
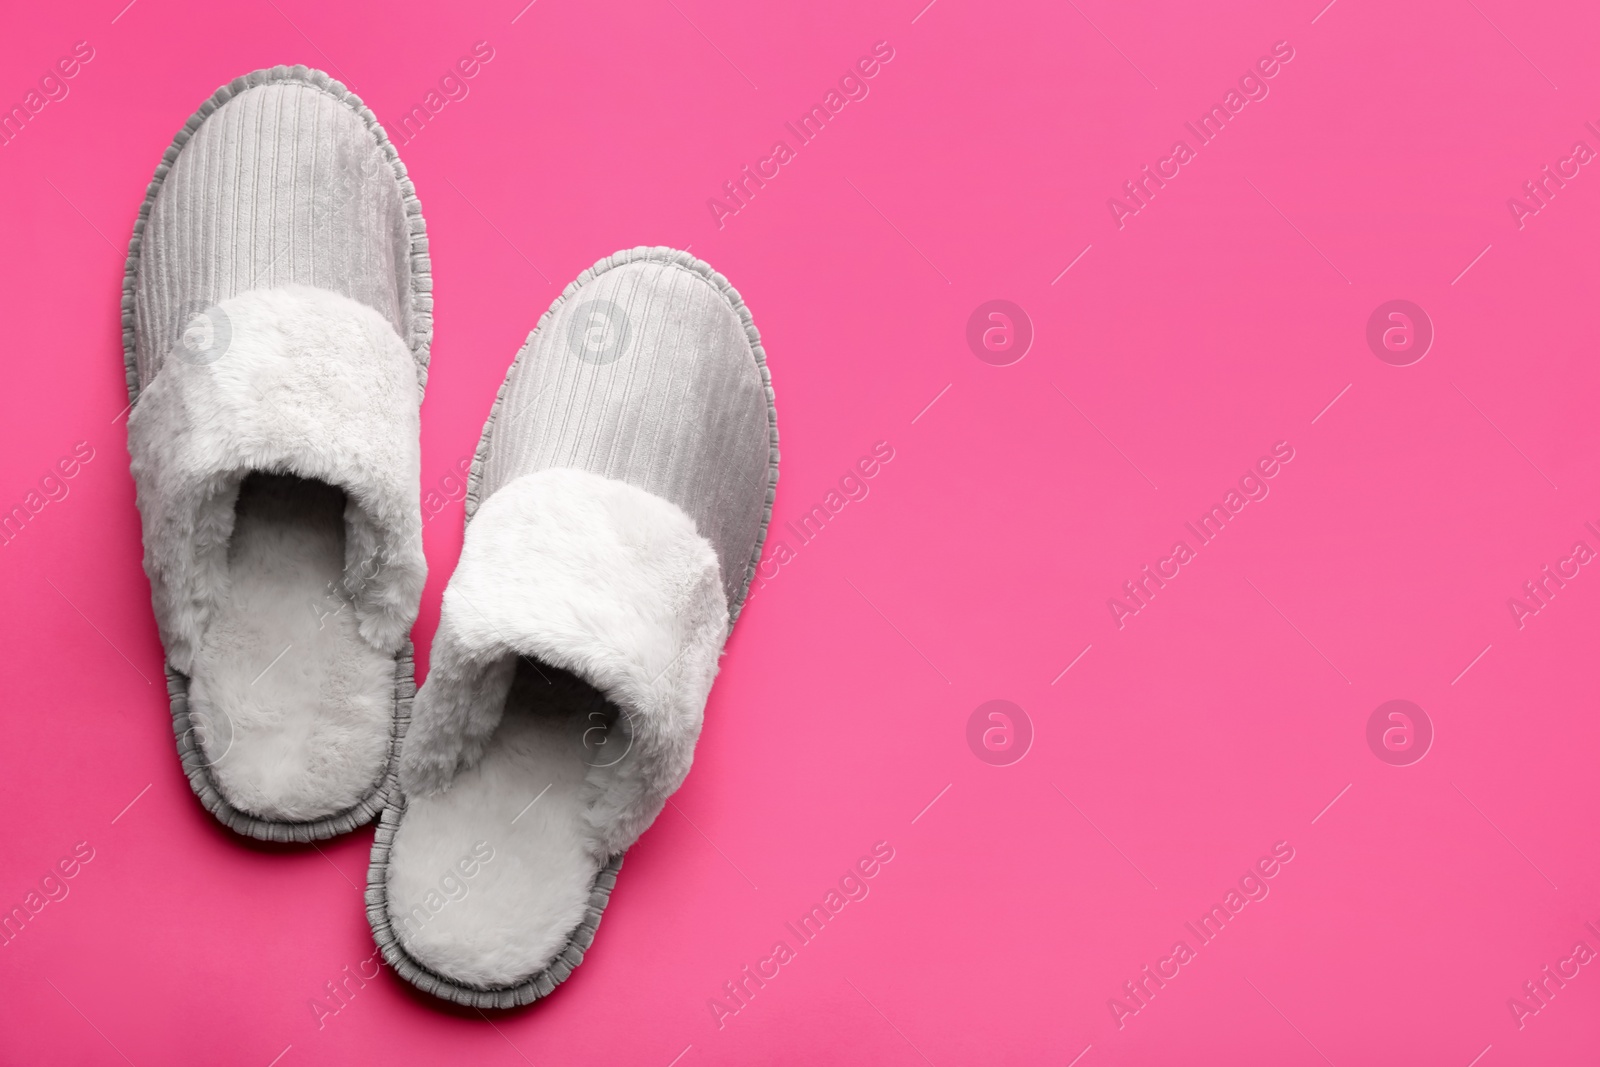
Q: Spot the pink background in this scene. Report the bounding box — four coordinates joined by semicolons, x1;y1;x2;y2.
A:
3;0;1599;1063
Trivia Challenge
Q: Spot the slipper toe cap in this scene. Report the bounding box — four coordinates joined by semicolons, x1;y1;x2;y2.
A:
477;248;776;610
132;68;424;391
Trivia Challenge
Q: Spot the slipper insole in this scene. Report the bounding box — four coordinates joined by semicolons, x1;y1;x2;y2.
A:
187;473;395;822
387;659;619;989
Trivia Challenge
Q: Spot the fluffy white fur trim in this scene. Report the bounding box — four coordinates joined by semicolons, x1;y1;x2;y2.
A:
127;284;425;672
402;468;728;855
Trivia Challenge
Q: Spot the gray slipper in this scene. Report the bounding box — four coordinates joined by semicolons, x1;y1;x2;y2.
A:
123;66;431;842
366;247;777;1007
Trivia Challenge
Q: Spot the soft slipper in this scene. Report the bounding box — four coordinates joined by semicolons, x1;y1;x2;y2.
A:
366;247;777;1007
123;66;432;841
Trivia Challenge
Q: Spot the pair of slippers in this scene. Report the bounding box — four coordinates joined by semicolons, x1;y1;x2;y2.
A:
122;66;777;1007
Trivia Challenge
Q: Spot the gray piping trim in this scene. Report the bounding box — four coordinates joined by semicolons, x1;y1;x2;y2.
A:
462;246;780;624
123;65;432;841
369;247;778;1007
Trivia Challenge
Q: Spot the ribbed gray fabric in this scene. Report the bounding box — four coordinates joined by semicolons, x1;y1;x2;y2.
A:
130;67;429;396
471;247;776;612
